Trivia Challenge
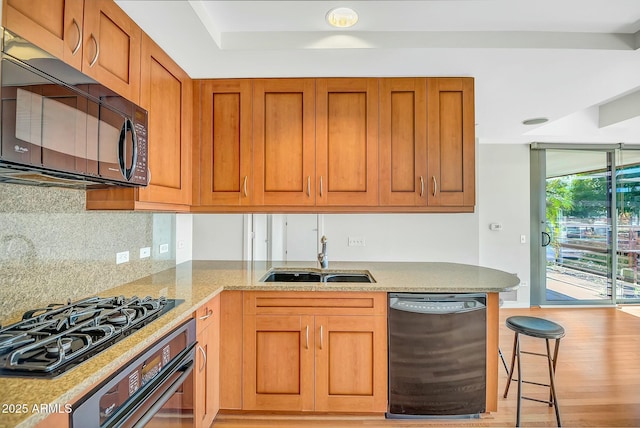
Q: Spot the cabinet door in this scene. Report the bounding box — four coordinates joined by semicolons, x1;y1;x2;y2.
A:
253;79;315;206
199;79;253;206
314;315;387;412
82;0;141;103
195;296;220;428
316;78;379;206
243;315;315;411
379;78;427;206
138;33;192;206
427;77;475;207
2;0;83;70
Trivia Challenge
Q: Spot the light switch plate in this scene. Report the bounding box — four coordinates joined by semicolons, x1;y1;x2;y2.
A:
159;244;169;254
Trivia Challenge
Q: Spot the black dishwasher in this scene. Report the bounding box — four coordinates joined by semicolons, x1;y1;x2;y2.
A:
387;293;486;419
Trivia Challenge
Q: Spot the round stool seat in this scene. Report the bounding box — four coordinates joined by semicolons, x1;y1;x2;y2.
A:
506;316;565;340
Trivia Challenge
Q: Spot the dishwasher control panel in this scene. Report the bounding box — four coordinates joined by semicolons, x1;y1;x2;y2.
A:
389;293;486;314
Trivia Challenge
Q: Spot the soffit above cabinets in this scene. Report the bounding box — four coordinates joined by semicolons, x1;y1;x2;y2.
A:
115;1;640;145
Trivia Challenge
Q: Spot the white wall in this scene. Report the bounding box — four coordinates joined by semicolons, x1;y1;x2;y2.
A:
318;213;479;263
176;214;193;264
478;144;531;307
187;144;532;305
192;214;246;260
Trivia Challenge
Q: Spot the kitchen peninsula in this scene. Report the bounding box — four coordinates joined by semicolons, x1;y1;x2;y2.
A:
0;261;519;428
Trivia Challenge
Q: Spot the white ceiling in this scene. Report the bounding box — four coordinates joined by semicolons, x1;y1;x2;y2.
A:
115;0;640;145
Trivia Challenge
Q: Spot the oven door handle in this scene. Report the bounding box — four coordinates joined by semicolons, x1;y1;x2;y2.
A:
131;359;194;428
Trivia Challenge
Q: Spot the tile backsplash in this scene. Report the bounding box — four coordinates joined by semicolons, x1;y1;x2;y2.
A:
0;184;175;321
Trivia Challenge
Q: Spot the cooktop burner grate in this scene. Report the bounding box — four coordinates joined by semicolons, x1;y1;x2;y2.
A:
0;296;178;378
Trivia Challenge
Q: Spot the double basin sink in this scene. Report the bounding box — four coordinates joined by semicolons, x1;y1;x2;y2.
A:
261;268;375;283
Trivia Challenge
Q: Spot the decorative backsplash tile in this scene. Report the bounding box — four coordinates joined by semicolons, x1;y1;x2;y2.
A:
0;184;175;322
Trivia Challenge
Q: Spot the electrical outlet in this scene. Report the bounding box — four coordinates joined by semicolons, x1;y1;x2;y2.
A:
520;281;528;287
178;240;185;250
520;235;527;244
348;236;365;247
116;251;129;265
140;247;151;259
159;244;169;254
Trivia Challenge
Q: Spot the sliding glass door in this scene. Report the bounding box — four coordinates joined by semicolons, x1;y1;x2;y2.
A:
532;145;640;305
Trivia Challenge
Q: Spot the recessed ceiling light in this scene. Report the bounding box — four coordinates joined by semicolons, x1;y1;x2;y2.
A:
326;7;359;28
522;117;549;125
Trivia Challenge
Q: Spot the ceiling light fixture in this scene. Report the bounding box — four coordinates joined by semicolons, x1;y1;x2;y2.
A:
326;7;359;28
522;117;549;125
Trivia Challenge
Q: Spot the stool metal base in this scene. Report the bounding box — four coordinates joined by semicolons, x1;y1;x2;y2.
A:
503;319;563;427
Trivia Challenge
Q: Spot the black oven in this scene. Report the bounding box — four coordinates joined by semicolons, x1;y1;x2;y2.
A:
71;319;196;428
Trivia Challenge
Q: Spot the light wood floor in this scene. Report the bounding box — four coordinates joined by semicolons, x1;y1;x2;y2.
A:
211;307;640;427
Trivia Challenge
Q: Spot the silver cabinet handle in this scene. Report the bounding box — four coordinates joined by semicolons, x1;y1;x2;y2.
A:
420;176;424;197
71;18;82;55
319;176;323;197
198;345;207;372
198;309;213;321
307;176;311;197
320;325;324;350
243;176;248;197
305;325;309;349
88;33;100;67
432;176;438;197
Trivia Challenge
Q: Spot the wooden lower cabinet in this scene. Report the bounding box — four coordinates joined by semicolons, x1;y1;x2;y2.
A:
194;295;220;428
314;315;387;412
243;314;315;411
241;291;387;413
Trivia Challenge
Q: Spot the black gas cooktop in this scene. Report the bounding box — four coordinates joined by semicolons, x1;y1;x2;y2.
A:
0;296;178;378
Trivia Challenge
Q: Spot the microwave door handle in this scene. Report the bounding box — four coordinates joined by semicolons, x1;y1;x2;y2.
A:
128;119;138;181
118;119;127;178
118;118;138;181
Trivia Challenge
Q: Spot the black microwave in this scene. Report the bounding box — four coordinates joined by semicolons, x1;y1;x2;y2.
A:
0;28;148;188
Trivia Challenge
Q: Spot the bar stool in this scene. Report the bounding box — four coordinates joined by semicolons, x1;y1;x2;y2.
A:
503;316;565;427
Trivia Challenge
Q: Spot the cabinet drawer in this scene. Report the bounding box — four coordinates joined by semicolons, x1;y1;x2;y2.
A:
195;295;219;332
243;291;386;316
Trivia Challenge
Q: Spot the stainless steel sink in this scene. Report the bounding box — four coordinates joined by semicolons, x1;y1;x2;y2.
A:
260;269;374;283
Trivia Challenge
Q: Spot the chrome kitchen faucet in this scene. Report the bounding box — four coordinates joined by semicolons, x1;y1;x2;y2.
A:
318;235;328;269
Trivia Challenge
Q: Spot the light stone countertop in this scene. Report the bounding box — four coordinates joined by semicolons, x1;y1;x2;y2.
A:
1;260;519;428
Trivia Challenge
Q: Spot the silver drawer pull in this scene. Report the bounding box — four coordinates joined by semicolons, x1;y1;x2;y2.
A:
88;33;100;67
198;309;213;321
198;345;207;372
71;18;82;55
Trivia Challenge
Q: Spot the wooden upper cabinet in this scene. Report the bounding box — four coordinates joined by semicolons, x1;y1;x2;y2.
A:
82;0;141;103
137;33;192;206
3;0;140;102
253;79;315;206
198;79;253;206
86;32;192;211
379;78;428;206
427;77;475;208
2;0;84;70
316;79;379;206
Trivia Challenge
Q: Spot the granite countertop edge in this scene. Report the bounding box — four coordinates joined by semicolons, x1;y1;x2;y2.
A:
5;260;519;428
